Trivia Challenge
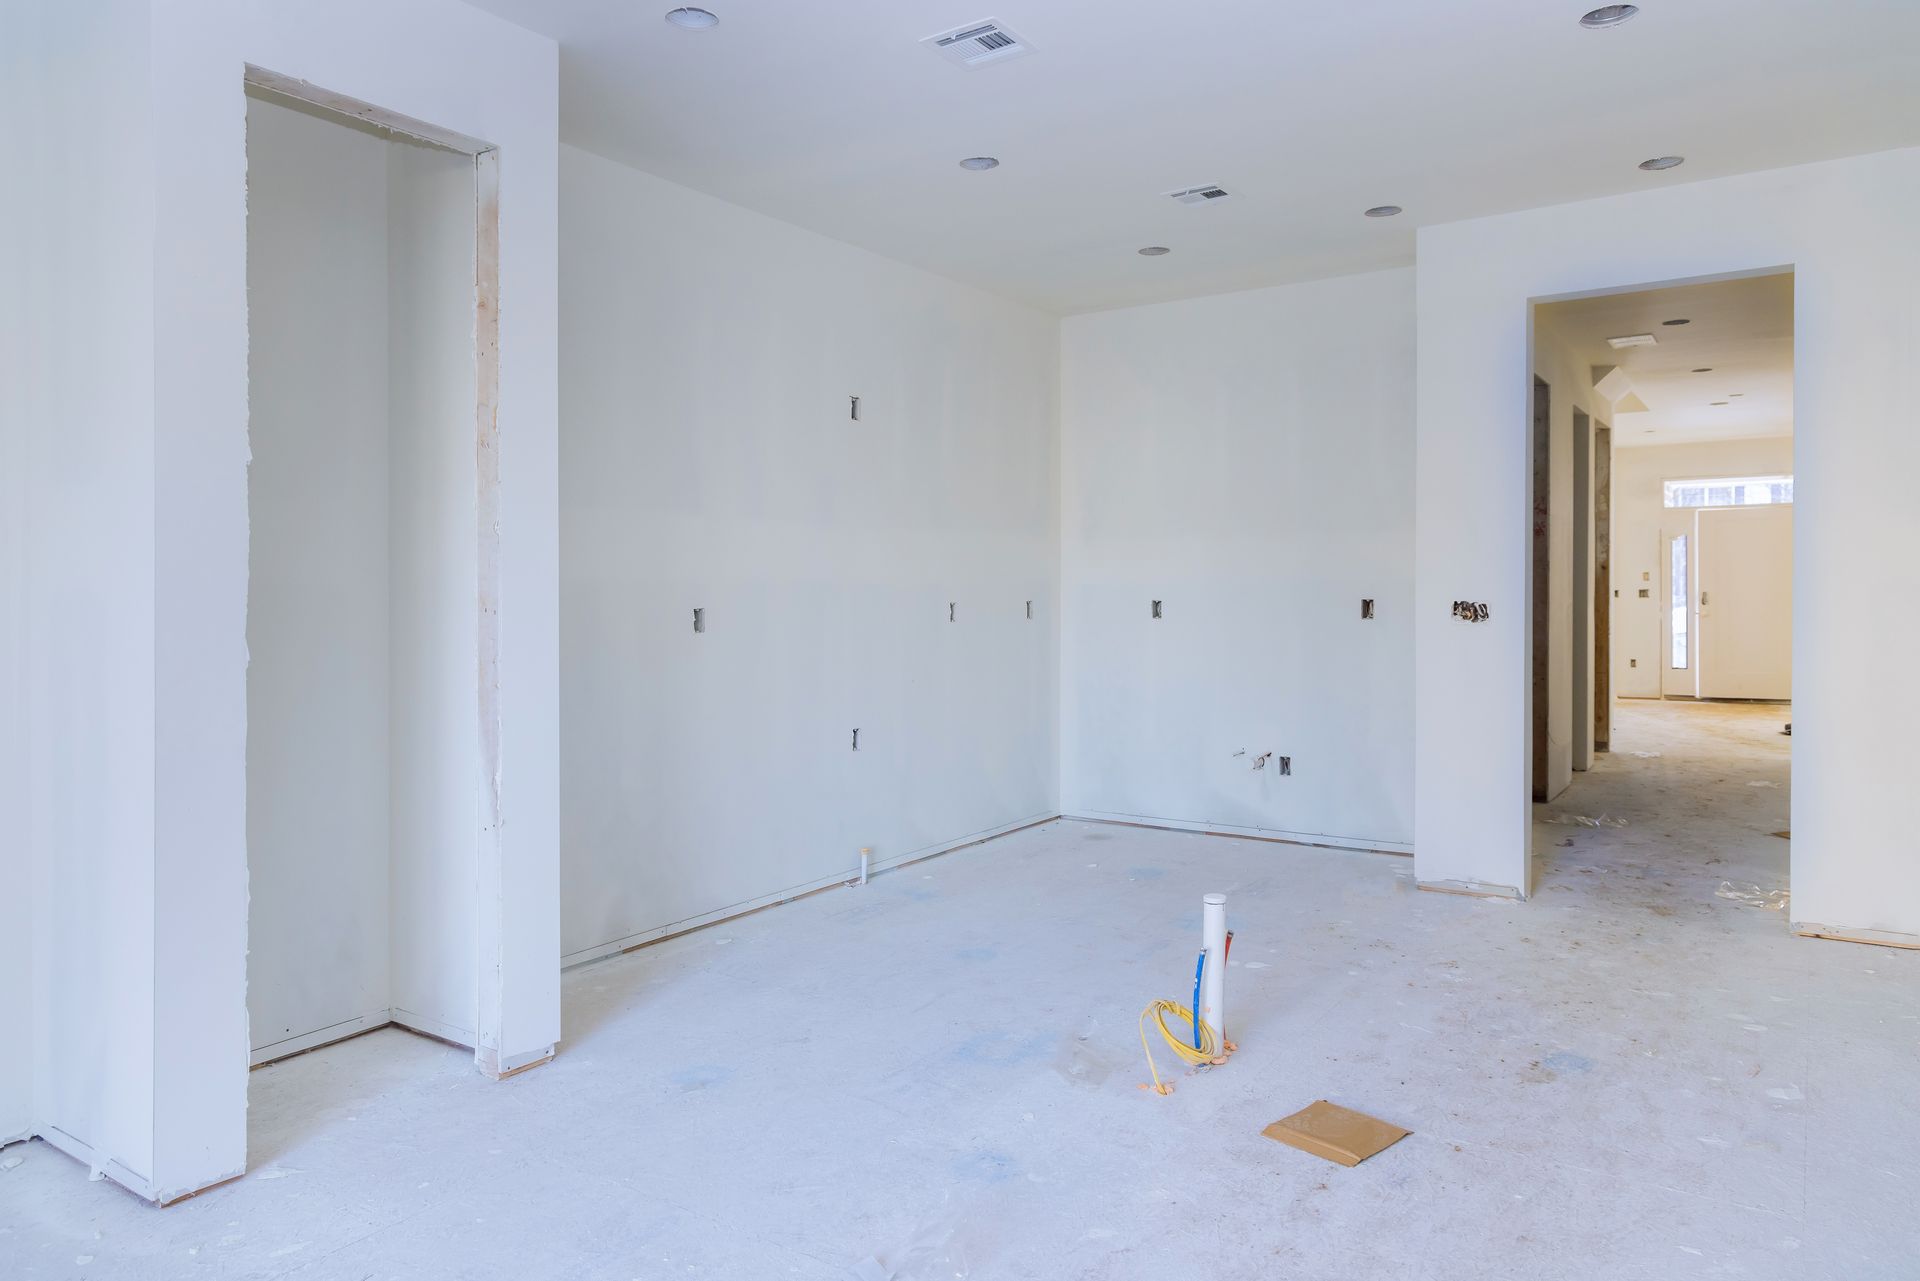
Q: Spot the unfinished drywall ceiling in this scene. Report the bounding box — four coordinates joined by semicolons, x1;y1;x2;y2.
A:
1538;274;1794;444
1415;145;1920;941
557;146;1059;964
1058;268;1414;850
463;0;1918;312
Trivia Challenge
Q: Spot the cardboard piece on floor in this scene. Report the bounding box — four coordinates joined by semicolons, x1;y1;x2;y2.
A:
1262;1100;1410;1167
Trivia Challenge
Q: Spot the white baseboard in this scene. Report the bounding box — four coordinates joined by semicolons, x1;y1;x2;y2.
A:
561;810;1061;969
37;1123;159;1202
389;1006;476;1049
1063;810;1413;857
250;1008;394;1067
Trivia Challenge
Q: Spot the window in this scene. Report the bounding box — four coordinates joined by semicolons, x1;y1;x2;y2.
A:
1663;474;1793;509
1669;534;1688;669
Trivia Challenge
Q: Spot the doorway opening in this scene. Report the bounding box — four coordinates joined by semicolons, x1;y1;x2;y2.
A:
242;73;501;1101
1528;270;1794;896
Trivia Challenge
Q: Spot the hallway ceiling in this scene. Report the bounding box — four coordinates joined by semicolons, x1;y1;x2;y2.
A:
467;0;1920;314
1539;273;1793;446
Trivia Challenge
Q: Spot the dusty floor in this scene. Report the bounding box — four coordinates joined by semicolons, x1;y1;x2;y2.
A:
5;700;1915;1279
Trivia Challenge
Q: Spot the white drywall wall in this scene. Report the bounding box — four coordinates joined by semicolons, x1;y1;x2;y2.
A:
4;0;159;1183
1610;437;1794;698
245;95;395;1057
1415;147;1920;936
386;135;483;1044
13;0;565;1201
557;146;1060;962
1059;270;1415;851
244;97;482;1061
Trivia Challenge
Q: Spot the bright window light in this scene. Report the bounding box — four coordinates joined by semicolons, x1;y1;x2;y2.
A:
1663;474;1793;509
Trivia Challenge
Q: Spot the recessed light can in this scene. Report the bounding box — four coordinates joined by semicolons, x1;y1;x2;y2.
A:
1580;5;1639;29
1639;155;1685;171
665;7;719;29
1364;205;1403;218
959;156;1000;171
1138;246;1171;256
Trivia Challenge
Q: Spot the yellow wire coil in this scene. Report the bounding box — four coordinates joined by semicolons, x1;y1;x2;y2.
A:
1138;999;1223;1095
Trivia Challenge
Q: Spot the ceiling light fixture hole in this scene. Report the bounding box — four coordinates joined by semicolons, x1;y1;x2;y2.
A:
664;7;719;29
958;156;1000;171
1580;5;1639;29
1364;205;1403;218
1639;155;1685;172
1662;318;1691;326
1138;246;1171;256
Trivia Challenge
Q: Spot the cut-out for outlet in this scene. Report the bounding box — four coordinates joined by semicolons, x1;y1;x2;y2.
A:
1361;599;1375;620
851;728;860;751
693;607;705;634
1278;756;1292;776
1151;600;1163;619
1025;600;1033;620
850;395;861;422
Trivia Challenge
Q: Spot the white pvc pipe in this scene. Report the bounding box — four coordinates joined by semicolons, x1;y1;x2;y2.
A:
858;847;871;886
1201;892;1227;1055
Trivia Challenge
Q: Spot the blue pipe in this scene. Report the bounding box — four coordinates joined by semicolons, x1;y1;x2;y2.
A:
1191;949;1207;1050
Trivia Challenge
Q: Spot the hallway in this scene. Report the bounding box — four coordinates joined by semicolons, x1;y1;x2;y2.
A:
1534;699;1793;908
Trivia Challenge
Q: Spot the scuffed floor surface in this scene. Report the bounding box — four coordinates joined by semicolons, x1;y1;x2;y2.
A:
6;701;1915;1279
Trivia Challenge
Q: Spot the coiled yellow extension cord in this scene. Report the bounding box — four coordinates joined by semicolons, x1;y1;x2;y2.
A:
1138;999;1223;1096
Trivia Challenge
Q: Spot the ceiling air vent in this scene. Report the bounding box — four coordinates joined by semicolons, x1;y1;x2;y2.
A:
924;20;1034;68
1166;184;1231;205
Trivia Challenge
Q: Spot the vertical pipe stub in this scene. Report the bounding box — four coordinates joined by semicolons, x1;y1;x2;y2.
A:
1201;893;1228;1058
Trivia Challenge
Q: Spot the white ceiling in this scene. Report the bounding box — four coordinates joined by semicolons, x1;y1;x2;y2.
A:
1538;273;1793;445
466;0;1920;314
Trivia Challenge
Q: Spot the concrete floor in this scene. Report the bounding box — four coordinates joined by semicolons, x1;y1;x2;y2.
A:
5;700;1916;1279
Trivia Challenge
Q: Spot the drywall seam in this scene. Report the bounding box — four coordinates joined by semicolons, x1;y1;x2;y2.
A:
561;810;1059;969
1063;811;1413;857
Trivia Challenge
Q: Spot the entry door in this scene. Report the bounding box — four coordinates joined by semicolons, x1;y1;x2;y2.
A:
1696;505;1793;699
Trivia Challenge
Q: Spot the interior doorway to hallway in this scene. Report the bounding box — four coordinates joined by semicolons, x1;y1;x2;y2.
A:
1527;271;1795;887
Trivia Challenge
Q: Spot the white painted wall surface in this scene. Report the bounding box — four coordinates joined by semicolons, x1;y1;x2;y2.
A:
244;98;482;1060
142;0;557;1199
3;0;159;1182
557;146;1060;963
245;96;395;1057
386;136;483;1045
1610;438;1794;700
1059;270;1415;852
1415;148;1920;937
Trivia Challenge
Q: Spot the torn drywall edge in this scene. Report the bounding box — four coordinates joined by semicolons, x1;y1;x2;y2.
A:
559;811;1060;969
1064;811;1413;857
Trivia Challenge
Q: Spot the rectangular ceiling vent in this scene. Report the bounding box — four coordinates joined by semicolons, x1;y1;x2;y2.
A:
924;20;1034;68
1166;184;1231;205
